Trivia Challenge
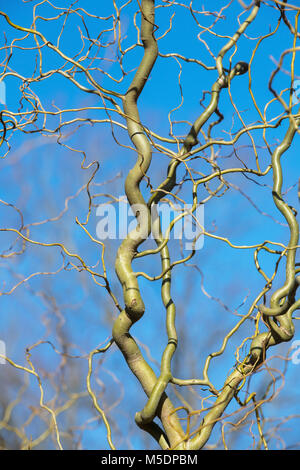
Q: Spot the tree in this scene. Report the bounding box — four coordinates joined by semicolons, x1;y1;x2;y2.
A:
0;0;299;450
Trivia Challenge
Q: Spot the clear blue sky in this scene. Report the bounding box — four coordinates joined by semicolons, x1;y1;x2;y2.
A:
0;0;299;450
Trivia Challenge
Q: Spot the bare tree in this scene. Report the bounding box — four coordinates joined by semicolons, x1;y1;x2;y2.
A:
0;0;299;450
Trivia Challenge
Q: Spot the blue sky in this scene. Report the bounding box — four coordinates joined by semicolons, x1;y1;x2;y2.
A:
0;0;300;450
